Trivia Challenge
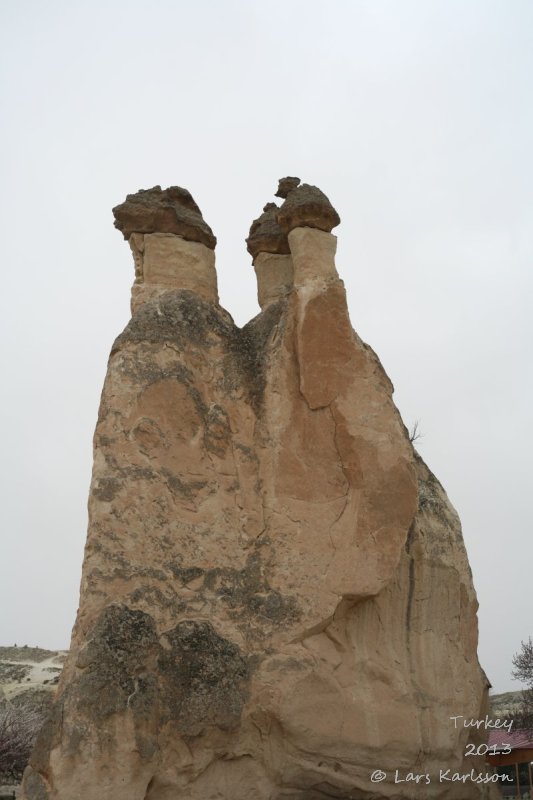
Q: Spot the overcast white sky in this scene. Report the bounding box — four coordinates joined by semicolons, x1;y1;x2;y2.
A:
0;0;531;695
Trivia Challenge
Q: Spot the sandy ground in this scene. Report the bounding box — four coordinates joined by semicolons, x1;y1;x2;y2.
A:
0;647;67;701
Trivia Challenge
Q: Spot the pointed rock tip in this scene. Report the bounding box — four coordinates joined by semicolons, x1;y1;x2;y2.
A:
275;176;301;199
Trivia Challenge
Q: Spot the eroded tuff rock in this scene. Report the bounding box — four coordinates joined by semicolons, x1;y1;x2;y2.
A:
247;178;340;261
277;182;341;233
113;186;218;313
246;202;290;259
21;182;492;800
275;176;301;198
113;185;216;249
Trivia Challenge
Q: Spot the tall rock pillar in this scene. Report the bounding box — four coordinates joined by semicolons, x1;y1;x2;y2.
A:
20;180;493;800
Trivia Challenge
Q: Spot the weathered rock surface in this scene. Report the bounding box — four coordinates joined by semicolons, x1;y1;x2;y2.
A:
253;252;293;309
246;202;290;259
21;182;492;799
113;185;219;314
113;185;216;249
276;182;341;233
128;232;218;313
275;176;301;198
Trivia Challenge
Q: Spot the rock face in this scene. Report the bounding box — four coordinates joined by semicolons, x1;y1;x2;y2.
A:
21;181;492;800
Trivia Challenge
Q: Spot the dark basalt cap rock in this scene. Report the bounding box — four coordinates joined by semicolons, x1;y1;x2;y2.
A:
276;183;340;234
246;202;290;259
113;185;217;249
275;176;301;199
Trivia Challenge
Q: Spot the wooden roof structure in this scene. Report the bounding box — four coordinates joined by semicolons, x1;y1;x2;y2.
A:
487;729;533;798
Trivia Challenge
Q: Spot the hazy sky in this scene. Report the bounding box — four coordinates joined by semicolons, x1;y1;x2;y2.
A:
1;0;531;695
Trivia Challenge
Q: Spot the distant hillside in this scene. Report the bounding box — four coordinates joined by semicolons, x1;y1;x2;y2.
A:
0;645;67;713
0;647;68;791
489;690;523;718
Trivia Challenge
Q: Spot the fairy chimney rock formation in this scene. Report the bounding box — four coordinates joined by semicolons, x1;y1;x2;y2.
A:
113;185;218;313
248;179;341;308
21;179;492;800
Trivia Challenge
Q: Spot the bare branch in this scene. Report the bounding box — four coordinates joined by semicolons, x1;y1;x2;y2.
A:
512;637;533;685
0;703;45;780
409;420;423;444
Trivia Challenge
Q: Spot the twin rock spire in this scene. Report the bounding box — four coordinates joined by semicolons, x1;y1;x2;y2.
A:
112;178;341;313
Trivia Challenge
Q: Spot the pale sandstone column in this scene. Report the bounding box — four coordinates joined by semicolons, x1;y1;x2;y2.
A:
113;184;218;313
129;231;218;313
246;201;293;308
287;226;338;288
247;178;343;306
275;179;341;290
252;252;293;308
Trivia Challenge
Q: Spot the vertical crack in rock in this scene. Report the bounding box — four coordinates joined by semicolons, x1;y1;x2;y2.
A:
21;179;489;800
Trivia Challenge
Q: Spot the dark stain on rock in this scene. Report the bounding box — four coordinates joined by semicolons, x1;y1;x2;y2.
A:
74;605;159;720
110;290;285;415
166;549;300;629
227;299;286;414
204;404;232;456
87;561;169;583
168;565;205;585
95;434;115;447
234;442;258;462
129;585;187;614
39;605;253;758
95;456;209;506
160;467;208;501
111;291;235;354
414;454;466;553
92;476;122;502
159;619;251;735
119;356;197;397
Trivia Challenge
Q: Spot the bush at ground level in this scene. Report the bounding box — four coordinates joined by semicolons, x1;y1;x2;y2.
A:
0;703;45;782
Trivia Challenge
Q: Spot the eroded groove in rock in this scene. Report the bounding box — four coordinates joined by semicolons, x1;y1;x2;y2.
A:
21;180;491;800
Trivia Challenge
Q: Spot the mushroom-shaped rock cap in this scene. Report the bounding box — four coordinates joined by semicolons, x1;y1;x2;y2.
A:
276;183;340;234
275;176;301;198
246;202;290;259
113;185;216;249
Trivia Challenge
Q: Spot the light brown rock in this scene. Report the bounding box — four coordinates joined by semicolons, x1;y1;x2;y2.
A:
288;226;339;288
20;183;493;800
253;252;293;308
129;232;218;312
